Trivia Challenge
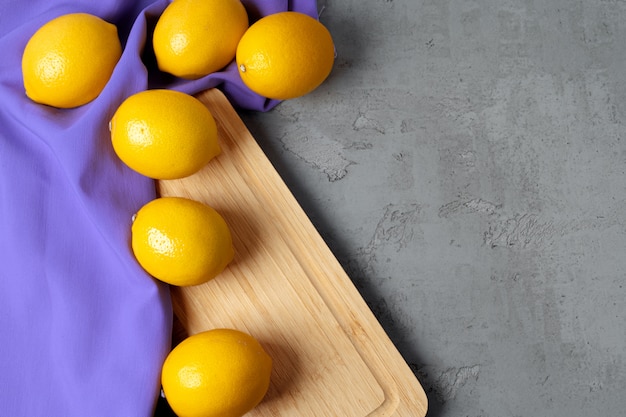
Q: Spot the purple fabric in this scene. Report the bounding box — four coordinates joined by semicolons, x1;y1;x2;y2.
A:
0;1;317;415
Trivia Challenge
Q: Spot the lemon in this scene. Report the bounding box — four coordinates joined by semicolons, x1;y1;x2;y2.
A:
153;0;249;79
236;12;335;100
21;13;122;108
162;329;272;417
131;197;234;286
110;89;220;180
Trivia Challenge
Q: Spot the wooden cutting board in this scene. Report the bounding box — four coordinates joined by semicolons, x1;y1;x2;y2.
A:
156;88;428;417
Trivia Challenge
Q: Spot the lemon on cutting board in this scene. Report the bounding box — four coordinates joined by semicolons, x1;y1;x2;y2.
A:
110;89;220;180
236;11;335;100
161;328;272;417
21;12;122;108
152;0;249;79
131;197;234;287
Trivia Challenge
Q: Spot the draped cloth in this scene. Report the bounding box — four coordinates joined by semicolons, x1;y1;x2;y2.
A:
0;1;317;415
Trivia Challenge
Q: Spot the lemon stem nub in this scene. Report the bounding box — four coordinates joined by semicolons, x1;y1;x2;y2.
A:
239;64;246;73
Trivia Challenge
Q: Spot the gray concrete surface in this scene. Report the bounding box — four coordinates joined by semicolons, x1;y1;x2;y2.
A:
239;1;626;416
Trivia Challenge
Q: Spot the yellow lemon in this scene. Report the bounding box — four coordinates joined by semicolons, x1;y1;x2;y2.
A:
236;12;335;100
153;0;249;79
21;13;122;108
131;197;234;286
162;329;272;417
110;89;219;180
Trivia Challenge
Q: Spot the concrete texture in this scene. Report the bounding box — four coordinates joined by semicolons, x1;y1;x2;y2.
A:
239;1;626;416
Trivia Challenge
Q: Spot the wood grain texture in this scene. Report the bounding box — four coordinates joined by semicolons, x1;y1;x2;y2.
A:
157;89;428;417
